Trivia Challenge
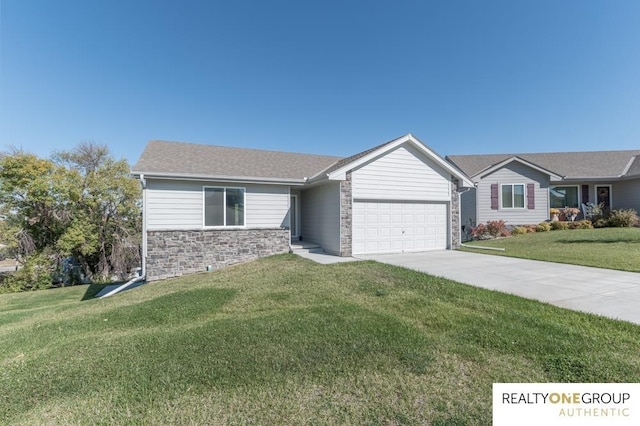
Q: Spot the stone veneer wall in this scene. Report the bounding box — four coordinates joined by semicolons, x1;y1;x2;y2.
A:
450;177;461;249
339;172;352;256
146;228;289;281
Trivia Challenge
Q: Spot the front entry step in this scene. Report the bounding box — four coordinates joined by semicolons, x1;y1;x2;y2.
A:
290;242;324;254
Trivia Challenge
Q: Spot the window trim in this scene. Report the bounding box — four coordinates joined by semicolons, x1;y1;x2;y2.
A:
549;184;580;209
500;183;526;209
203;186;246;228
290;193;300;239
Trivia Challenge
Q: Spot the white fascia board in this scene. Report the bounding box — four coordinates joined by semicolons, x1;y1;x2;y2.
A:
473;156;564;181
129;171;306;186
324;134;475;186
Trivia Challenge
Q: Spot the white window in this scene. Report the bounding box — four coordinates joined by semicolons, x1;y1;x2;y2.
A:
501;184;525;209
204;187;245;227
550;186;579;208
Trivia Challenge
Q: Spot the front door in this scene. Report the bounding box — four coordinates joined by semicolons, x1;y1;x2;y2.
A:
596;186;611;211
290;195;300;240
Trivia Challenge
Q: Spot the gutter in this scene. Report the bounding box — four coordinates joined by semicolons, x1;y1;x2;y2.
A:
556;175;626;182
306;173;331;184
130;171;307;186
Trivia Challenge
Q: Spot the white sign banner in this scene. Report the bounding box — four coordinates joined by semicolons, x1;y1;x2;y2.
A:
493;383;640;426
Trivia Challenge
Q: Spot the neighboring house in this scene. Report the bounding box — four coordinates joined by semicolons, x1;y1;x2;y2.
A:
132;134;473;280
446;150;640;229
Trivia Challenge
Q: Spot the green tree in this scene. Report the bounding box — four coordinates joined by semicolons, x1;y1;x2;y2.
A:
0;143;141;287
53;142;142;280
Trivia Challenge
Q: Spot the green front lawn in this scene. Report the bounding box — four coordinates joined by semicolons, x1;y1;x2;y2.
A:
461;227;640;272
1;254;639;424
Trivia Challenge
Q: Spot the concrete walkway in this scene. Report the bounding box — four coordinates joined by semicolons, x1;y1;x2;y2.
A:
291;242;362;265
294;249;362;265
359;250;640;325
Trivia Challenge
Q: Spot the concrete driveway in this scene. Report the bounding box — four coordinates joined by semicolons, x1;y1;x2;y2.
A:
359;250;640;325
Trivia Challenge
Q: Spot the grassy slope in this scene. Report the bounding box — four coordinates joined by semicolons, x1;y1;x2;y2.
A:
461;227;640;272
1;254;639;425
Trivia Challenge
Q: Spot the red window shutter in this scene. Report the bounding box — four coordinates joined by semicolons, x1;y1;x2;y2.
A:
491;184;499;210
527;183;535;209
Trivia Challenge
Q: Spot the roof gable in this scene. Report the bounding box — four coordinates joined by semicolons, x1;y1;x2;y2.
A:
317;134;474;187
470;156;563;180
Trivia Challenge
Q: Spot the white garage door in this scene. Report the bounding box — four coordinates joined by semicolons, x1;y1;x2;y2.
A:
353;201;448;255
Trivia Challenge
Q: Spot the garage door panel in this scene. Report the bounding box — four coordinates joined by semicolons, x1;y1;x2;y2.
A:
353;201;447;255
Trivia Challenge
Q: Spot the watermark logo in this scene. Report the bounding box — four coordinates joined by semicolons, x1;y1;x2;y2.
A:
493;383;639;425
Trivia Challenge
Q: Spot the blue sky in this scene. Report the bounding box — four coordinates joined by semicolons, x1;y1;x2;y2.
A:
1;0;639;165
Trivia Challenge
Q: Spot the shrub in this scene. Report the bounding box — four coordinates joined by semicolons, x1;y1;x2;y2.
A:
470;223;487;239
592;218;609;228
536;222;551;232
551;221;569;231
573;220;593;229
511;226;528;235
590;202;606;217
471;220;509;239
486;220;507;238
606;209;639;227
525;225;538;233
0;253;54;293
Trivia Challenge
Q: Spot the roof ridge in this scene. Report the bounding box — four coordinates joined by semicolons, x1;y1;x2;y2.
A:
448;148;640;157
147;139;343;160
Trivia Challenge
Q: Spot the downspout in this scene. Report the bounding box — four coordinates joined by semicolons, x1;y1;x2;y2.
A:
139;174;147;279
448;180;453;249
288;186;292;252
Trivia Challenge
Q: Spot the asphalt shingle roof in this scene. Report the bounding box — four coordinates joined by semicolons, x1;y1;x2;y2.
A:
446;150;640;180
134;140;640;183
132;140;342;181
626;156;640;177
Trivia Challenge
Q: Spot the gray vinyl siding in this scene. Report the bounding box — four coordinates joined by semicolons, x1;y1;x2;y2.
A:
300;182;341;254
352;144;451;201
460;188;477;228
147;179;202;230
146;179;289;230
245;185;290;228
613;179;640;211
476;163;549;225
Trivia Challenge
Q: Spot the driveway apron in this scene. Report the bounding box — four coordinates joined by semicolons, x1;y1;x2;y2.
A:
359;250;640;325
